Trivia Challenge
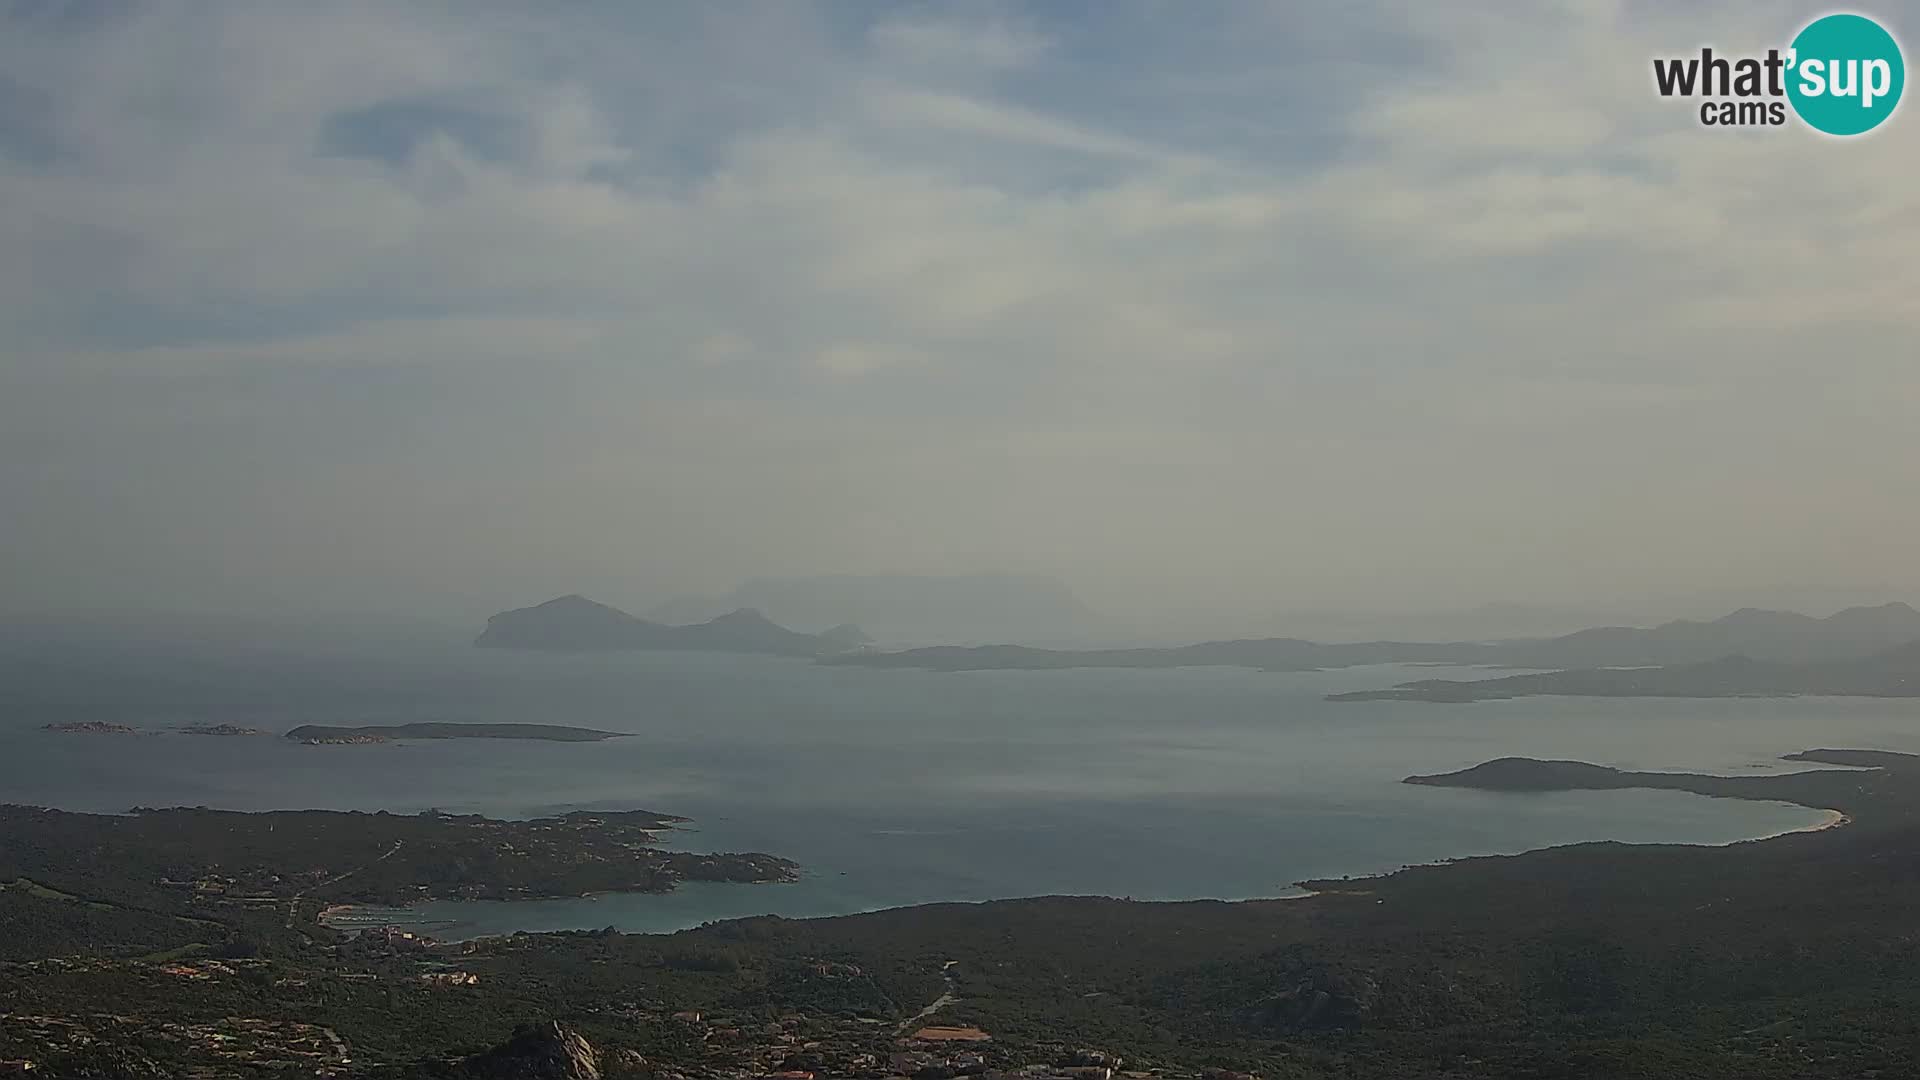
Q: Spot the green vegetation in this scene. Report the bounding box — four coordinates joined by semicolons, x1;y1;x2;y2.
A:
0;803;792;933
0;887;209;963
7;751;1920;1076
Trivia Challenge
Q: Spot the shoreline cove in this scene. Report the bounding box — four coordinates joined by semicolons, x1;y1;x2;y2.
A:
9;658;1913;945
324;788;1847;942
1768;806;1850;837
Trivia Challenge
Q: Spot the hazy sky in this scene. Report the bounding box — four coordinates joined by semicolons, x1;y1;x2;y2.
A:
2;1;1916;622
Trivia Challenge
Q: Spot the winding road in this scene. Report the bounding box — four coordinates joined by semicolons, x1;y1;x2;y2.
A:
896;960;960;1035
285;839;404;928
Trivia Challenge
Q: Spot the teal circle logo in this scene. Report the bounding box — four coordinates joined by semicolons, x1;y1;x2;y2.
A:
1787;13;1905;135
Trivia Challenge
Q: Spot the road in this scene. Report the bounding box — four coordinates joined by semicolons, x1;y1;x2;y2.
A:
285;839;404;928
896;960;960;1035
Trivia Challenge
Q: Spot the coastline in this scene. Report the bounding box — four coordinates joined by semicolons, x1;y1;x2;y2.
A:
314;871;807;938
1774;806;1850;836
323;787;1855;941
1693;802;1851;848
20;698;1899;945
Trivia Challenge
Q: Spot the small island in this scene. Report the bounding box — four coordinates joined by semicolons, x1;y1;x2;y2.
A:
41;721;140;735
286;722;629;744
178;723;268;736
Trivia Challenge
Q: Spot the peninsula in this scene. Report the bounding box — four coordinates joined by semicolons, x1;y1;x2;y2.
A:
0;803;794;920
1402;747;1905;814
9;750;1920;1077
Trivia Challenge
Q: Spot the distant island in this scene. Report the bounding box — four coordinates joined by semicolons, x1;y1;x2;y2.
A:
822;638;1496;672
45;721;276;736
647;572;1111;645
286;722;628;744
1331;642;1920;703
41;721;139;735
468;596;1920;703
475;594;867;656
827;602;1920;682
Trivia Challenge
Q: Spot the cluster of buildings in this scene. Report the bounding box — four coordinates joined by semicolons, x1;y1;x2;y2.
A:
0;1011;354;1078
585;1003;1256;1080
2;935;1266;1080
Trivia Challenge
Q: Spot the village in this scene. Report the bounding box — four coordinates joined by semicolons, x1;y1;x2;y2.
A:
0;930;1265;1080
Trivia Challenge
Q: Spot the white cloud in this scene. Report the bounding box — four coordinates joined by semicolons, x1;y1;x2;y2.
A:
867;13;1049;71
817;343;928;376
2;1;1917;619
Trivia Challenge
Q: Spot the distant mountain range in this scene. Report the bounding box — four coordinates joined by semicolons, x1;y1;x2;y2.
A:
645;574;1110;646
820;638;1494;673
1250;604;1660;645
474;595;867;657
825;602;1920;675
1495;602;1920;668
1330;641;1920;703
474;596;1920;702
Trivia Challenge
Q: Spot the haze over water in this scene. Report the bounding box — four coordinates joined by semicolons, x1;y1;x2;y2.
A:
7;642;1913;937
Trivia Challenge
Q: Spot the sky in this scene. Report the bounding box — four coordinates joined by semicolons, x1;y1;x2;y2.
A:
2;0;1917;625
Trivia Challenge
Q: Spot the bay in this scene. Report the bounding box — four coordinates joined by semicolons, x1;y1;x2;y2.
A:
5;641;1914;938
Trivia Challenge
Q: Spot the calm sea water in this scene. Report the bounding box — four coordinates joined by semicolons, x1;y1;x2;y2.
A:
4;639;1916;937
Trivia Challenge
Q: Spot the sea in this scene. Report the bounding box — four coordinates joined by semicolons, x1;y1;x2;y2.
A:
5;634;1917;939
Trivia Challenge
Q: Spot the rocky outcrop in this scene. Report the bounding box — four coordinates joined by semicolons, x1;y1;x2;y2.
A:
1247;968;1378;1030
457;1021;643;1079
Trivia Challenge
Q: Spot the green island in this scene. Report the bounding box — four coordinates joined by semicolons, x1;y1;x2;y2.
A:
6;750;1920;1077
41;721;141;735
285;723;631;744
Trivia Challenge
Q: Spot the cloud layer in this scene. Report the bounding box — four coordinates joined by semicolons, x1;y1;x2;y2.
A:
3;1;1916;621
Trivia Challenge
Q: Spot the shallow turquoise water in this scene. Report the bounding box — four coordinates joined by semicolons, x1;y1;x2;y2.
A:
4;643;1913;936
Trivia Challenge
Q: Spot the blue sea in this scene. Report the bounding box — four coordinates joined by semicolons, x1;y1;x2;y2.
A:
4;636;1916;938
